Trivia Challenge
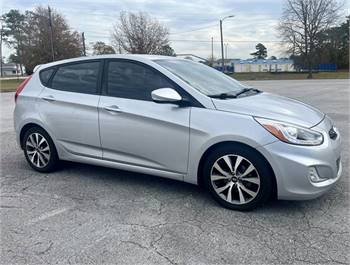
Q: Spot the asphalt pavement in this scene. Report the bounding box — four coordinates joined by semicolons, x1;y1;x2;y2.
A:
1;79;349;264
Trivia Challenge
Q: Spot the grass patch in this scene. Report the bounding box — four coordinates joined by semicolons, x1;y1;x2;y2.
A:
229;71;349;81
0;71;348;92
0;78;25;92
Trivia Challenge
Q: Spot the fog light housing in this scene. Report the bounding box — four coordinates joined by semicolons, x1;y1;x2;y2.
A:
308;167;327;183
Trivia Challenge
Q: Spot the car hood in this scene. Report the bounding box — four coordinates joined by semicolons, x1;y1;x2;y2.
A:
212;92;324;128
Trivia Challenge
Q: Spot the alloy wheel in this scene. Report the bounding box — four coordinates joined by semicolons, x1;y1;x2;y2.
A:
210;154;260;205
25;133;51;168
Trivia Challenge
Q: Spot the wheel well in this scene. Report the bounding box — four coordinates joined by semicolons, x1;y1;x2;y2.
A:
197;141;277;199
19;123;46;149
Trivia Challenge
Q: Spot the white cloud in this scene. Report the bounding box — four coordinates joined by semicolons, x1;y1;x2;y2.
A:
2;0;347;60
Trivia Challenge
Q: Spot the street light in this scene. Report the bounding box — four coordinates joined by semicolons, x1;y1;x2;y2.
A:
220;15;234;72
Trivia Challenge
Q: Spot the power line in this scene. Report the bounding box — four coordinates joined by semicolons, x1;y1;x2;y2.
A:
169;39;288;43
169;23;218;35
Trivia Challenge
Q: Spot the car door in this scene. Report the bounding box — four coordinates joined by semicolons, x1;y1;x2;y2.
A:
38;60;103;159
98;59;191;176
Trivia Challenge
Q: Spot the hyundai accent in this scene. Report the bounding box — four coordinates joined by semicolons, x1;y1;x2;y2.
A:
14;55;342;210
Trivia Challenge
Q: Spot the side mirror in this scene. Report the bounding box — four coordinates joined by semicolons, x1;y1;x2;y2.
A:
151;88;182;104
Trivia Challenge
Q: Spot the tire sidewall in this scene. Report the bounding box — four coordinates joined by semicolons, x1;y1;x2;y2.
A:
203;144;273;211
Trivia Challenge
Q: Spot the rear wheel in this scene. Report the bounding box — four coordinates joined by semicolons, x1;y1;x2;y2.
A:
203;144;273;211
23;127;59;172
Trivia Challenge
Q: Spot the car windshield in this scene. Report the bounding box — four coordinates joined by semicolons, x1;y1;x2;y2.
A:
154;59;247;96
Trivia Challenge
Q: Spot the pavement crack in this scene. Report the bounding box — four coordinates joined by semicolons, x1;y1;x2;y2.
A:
150;234;177;265
153;248;177;265
0;205;22;209
35;241;53;255
118;240;149;250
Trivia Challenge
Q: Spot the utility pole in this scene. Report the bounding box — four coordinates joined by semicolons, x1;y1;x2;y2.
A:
211;37;214;65
48;6;55;61
0;21;3;77
219;15;234;73
18;30;24;76
292;35;296;57
82;32;86;56
118;41;122;54
225;43;228;60
220;20;224;72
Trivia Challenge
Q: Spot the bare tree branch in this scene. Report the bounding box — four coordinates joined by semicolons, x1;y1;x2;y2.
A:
278;0;343;77
111;11;170;54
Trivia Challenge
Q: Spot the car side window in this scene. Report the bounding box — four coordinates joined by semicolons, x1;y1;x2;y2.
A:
51;61;100;94
39;68;55;86
107;60;175;101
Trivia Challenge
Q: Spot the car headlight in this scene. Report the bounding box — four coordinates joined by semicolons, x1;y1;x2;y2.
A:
254;117;324;146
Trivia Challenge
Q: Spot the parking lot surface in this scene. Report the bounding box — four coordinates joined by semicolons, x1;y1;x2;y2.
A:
1;79;349;265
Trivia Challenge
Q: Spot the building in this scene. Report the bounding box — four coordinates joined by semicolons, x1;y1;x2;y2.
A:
1;63;22;76
234;59;294;73
213;59;240;72
214;58;295;73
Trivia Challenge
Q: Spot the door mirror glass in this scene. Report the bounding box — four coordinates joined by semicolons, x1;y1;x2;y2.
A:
151;88;182;103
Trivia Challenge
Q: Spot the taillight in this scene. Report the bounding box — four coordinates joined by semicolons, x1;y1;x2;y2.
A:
15;76;32;103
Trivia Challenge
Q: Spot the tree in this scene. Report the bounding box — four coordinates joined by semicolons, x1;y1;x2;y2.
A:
2;7;83;74
158;44;176;56
7;53;21;75
92;41;115;55
315;16;349;69
8;53;20;63
111;11;170;54
2;10;26;75
269;56;277;60
278;0;342;78
250;43;267;59
23;6;82;74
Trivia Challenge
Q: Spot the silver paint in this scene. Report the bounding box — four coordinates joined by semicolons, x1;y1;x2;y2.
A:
14;54;342;201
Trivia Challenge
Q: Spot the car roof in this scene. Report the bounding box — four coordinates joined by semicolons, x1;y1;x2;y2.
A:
35;54;178;72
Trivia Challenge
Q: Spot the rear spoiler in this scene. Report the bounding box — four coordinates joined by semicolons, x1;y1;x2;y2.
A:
33;64;43;73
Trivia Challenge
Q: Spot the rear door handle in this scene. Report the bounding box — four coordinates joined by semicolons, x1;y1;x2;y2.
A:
42;95;56;102
104;105;122;113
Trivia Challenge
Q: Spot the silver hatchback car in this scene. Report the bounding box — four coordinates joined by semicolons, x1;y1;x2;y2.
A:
14;55;342;211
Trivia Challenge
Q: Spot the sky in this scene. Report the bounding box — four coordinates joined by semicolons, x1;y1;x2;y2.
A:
1;0;349;61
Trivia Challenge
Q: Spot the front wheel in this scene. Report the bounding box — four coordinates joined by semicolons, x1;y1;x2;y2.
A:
203;144;273;211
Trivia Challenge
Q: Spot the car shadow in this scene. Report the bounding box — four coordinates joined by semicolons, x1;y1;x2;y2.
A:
58;160;324;215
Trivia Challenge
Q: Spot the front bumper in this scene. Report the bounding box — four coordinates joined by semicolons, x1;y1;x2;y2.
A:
257;116;342;200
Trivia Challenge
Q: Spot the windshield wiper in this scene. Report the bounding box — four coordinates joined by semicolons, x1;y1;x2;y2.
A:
208;88;261;99
207;93;237;99
234;88;261;97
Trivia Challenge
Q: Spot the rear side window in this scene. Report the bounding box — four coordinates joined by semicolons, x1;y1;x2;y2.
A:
39;68;55;86
107;60;175;101
51;61;100;94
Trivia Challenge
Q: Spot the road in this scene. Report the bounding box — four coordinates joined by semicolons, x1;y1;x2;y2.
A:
1;79;349;265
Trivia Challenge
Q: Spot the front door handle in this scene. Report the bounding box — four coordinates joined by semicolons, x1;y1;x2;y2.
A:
104;105;122;113
42;95;56;102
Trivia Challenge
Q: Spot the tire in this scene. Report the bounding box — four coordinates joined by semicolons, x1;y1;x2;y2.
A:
22;126;59;173
202;144;273;211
